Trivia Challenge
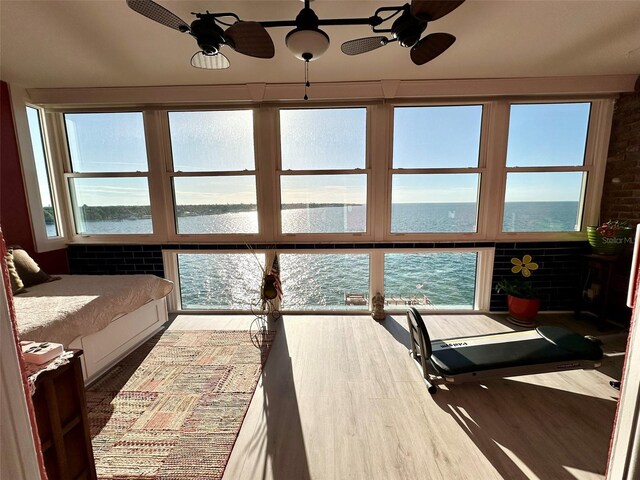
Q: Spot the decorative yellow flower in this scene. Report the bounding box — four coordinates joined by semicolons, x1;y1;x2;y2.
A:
511;255;538;278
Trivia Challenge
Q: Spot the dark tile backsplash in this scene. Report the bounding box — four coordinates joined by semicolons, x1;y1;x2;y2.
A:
490;242;589;312
67;245;164;277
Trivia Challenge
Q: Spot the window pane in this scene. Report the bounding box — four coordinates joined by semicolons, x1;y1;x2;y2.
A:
65;112;148;172
169;110;255;172
384;253;477;309
393;106;482;168
280;108;366;170
26;107;58;237
503;172;585;232
69;177;152;234
506;103;590;167
173;176;258;234
280;253;370;310
280;174;367;233
178;253;264;310
391;174;479;233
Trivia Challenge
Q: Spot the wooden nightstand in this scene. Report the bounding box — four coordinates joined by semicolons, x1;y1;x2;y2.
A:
30;350;97;480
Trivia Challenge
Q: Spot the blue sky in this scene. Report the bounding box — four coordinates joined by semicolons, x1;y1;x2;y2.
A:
393;174;479;204
66;112;147;173
507;103;590;167
393;105;482;169
280;108;366;170
505;172;585;203
170;110;255;172
52;104;590;207
174;176;257;205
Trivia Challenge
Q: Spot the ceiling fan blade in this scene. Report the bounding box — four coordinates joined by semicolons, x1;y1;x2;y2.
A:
341;36;389;56
410;32;455;65
224;21;275;59
191;51;230;70
410;1;465;21
126;0;190;32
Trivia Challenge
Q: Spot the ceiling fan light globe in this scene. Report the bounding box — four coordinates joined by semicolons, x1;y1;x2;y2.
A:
191;51;230;69
285;28;330;61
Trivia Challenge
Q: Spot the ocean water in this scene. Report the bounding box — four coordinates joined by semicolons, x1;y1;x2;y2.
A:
63;201;580;310
177;251;477;311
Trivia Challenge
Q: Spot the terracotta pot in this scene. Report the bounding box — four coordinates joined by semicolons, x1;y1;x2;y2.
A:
507;295;540;322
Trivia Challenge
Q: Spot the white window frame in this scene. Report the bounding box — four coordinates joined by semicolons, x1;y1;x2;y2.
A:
163;248;269;313
491;98;614;241
379;247;494;312
163;247;493;314
54;108;158;243
386;101;491;241
9;85;67;252
275;105;374;242
13;94;615;247
163;107;264;243
276;249;374;313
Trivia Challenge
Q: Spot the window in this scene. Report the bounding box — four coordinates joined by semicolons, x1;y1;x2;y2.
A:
391;106;483;234
384;252;477;309
65;112;152;235
391;174;480;233
177;253;265;310
280;253;370;310
26;107;60;238
503;172;586;232
169;110;258;235
506;103;590;167
502;103;591;233
279;108;367;235
280;175;367;234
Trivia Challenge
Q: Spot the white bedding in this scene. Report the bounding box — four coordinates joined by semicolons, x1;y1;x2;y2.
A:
15;275;173;346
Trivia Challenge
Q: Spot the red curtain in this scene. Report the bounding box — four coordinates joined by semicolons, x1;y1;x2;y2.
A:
0;227;47;479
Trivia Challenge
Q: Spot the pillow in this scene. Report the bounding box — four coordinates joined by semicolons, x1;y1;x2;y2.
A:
4;249;26;295
11;247;53;287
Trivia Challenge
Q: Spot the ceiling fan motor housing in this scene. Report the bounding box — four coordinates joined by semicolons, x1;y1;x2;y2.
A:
392;6;427;48
190;16;227;55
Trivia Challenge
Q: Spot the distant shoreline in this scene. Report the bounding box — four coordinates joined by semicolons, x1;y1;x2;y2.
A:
45;203;362;223
44;201;579;224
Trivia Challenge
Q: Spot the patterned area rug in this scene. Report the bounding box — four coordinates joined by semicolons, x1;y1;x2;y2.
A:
86;329;275;479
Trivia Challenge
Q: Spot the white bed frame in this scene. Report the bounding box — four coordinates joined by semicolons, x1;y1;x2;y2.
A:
68;297;169;385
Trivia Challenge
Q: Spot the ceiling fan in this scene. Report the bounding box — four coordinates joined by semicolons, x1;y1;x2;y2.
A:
341;1;464;66
126;0;465;69
126;0;275;69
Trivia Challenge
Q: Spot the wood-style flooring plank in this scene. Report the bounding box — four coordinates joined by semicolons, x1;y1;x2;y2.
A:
167;313;621;480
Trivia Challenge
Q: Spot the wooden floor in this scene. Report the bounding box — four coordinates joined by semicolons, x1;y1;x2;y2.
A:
167;313;625;480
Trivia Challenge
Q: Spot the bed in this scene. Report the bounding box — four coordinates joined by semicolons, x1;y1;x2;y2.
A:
15;274;173;383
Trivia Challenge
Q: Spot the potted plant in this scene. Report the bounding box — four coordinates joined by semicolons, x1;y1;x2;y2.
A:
587;220;633;255
495;255;540;326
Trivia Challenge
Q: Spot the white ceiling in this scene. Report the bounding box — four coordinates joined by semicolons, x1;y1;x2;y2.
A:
1;0;640;89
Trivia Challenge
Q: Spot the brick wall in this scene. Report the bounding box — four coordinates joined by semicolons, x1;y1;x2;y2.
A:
600;86;640;225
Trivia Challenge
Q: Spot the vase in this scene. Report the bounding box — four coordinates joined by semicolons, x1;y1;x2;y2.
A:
507;295;540;325
587;226;633;255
